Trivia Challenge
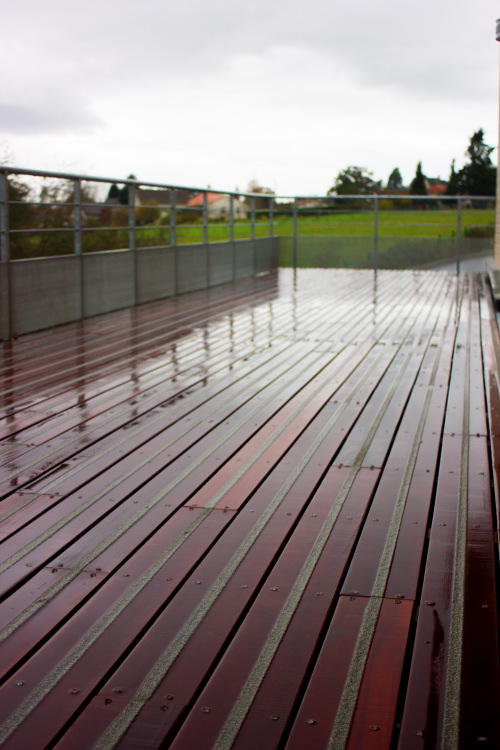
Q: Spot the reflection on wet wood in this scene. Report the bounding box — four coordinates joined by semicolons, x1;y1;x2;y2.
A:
0;268;499;749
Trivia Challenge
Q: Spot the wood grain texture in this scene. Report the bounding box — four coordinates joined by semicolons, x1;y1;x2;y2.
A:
0;268;498;750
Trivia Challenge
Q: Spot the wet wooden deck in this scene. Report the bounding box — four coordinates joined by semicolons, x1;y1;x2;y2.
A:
0;268;499;749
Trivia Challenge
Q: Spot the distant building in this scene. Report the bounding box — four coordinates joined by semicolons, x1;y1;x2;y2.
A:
297;199;329;209
185;192;247;220
424;177;448;196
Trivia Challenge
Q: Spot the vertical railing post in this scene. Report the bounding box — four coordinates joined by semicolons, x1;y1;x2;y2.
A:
73;178;84;320
269;196;275;270
170;188;177;247
229;195;235;242
170;188;178;295
456;197;462;275
74;178;82;256
0;171;11;338
202;191;208;244
373;194;379;272
229;194;236;281
202;191;209;287
0;172;9;264
250;196;256;275
293;198;298;269
128;181;137;305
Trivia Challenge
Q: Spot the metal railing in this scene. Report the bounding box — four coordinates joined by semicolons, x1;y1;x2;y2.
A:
0;166;496;339
0;167;286;339
0;166;495;271
0;167;277;262
282;193;494;272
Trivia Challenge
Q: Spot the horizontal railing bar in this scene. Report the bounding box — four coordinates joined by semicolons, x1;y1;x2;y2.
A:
2;165;495;203
0;166;275;200
9;227;74;235
7;203;493;215
288;220;491;227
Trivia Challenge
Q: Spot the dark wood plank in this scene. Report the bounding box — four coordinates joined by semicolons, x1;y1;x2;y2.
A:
346;598;414;750
0;268;497;750
149;470;379;750
284;595;370;750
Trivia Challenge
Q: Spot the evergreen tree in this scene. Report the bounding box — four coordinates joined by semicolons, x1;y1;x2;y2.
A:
456;129;496;196
119;174;137;205
409;162;427;195
387;168;403;190
446;159;460;196
107;183;120;201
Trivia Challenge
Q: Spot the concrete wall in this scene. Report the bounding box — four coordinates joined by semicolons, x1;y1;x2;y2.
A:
2;237;279;338
235;240;254;279
0;263;10;340
137;246;176;302
177;244;209;294
10;256;81;336
208;242;234;286
83;250;135;318
255;236;279;274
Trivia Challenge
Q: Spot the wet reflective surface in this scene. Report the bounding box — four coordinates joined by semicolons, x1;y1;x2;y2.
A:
0;268;499;749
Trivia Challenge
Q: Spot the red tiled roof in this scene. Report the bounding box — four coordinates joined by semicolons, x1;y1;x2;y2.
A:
185;192;228;207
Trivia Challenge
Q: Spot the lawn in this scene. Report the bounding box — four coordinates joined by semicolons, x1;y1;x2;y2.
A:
273;208;495;237
275;209;495;269
9;209;495;263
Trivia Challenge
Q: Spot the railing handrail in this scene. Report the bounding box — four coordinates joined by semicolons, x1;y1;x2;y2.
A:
0;166;276;200
0;165;495;202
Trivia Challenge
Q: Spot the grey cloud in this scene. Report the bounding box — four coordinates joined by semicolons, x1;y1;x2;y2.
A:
1;0;497;140
5;0;498;100
0;101;102;136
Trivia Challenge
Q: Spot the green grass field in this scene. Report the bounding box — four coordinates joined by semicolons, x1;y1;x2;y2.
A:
272;208;495;237
10;209;495;262
275;209;495;269
172;208;495;244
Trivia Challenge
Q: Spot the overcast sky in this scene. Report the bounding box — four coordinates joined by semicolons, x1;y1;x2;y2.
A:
1;0;499;196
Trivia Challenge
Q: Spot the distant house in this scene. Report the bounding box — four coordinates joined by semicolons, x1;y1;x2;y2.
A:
185;192;247;220
425;177;448;196
297;198;329;210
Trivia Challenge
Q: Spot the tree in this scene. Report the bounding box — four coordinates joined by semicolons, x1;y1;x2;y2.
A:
107;183;121;201
119;174;138;205
247;179;274;195
409;162;427;196
136;202;161;226
7;178;37;258
328;166;381;196
467;128;494;168
246;180;275;214
446;159;460;196
387;168;403;191
328;167;381;210
455;129;496;196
